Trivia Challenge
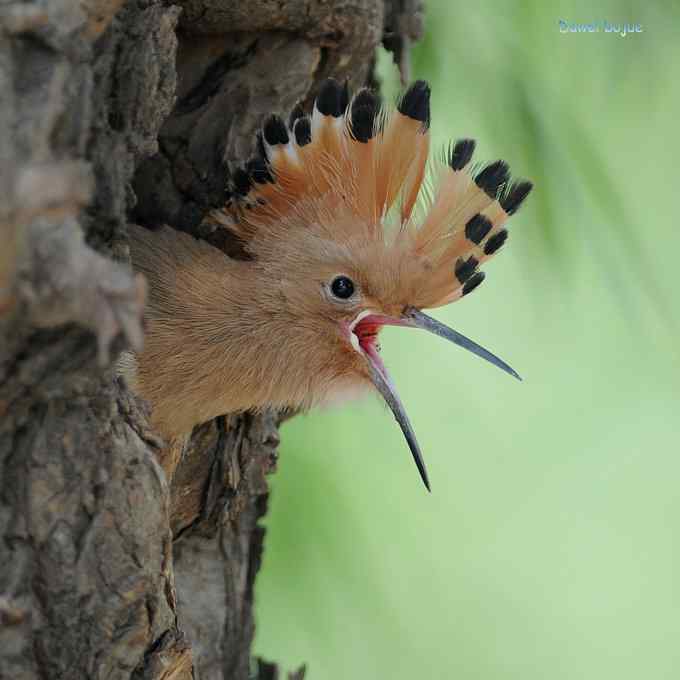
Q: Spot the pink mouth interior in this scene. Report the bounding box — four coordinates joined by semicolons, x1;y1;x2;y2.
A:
355;320;383;364
353;315;404;378
355;321;381;349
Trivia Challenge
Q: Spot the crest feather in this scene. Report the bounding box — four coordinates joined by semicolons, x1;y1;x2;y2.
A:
213;79;532;310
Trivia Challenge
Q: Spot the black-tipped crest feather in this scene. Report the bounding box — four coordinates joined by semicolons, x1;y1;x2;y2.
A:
398;80;431;127
316;78;346;117
455;256;479;284
448;138;476;170
475;160;510;198
350;89;380;142
500;180;533;214
465;214;493;244
462;271;485;296
484;229;508;255
293;116;312;146
263;114;289;146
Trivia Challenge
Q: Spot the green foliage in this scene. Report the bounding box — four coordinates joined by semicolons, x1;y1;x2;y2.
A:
255;2;680;677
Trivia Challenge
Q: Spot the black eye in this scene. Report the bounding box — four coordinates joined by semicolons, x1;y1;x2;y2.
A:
330;275;355;300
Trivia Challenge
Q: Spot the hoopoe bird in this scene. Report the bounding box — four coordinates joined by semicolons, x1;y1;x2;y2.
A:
127;79;532;490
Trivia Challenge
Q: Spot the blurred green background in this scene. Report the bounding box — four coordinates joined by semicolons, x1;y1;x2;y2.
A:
254;2;680;678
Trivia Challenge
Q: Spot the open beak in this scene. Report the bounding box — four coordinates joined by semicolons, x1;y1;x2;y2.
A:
352;307;521;492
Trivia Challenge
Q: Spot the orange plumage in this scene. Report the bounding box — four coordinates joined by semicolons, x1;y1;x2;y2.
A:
127;79;533;490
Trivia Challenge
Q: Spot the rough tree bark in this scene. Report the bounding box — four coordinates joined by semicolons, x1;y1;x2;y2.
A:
0;1;422;678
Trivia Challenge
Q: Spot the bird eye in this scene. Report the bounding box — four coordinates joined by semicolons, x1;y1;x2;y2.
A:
330;275;355;300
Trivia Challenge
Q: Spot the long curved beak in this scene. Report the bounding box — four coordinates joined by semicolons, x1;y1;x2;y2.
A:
365;351;432;491
358;307;520;492
402;307;522;381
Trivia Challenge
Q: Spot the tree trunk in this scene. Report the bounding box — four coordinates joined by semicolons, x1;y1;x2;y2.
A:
0;1;421;678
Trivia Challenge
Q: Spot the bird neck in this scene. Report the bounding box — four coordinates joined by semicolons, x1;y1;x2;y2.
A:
129;227;289;438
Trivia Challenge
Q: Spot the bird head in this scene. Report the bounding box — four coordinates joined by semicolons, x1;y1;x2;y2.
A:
218;79;533;490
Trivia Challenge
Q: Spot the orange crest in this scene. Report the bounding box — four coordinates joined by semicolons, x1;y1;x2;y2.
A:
213;79;532;312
